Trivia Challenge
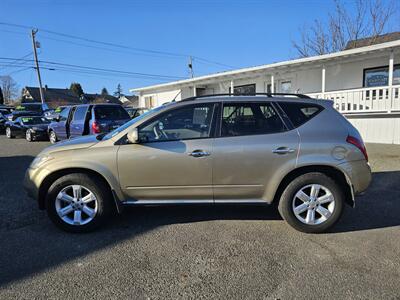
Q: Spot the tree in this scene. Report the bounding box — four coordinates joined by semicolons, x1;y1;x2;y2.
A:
0;87;4;105
101;87;109;96
69;82;84;96
0;76;19;104
113;84;123;98
292;0;397;57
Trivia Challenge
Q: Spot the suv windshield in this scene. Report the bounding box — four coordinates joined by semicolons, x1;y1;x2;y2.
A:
21;117;50;125
15;104;43;113
94;106;130;120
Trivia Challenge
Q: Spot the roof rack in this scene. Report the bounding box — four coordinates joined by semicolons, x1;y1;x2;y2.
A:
181;92;310;102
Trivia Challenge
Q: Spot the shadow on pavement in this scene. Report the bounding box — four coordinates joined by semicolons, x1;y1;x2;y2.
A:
0;154;399;286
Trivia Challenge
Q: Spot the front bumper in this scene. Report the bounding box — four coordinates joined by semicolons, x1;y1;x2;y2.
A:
24;167;51;209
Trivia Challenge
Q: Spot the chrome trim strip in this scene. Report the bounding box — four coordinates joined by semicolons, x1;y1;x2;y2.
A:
126;184;262;190
123;199;268;205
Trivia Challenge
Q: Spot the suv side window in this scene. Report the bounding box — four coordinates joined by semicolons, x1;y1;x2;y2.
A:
73;106;88;122
59;107;70;121
278;102;322;128
221;102;285;137
139;103;215;143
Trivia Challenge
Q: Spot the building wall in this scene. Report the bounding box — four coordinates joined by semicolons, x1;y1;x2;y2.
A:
348;116;400;144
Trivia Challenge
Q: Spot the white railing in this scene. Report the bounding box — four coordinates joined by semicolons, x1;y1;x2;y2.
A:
307;85;400;113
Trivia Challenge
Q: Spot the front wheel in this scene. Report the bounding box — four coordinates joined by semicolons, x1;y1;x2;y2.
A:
6;127;14;139
26;129;33;142
49;130;58;144
46;173;113;233
278;172;344;233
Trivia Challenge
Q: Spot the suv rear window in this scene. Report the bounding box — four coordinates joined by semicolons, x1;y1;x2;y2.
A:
278;102;322;128
94;106;130;120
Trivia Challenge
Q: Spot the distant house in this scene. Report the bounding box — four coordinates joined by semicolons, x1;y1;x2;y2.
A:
22;86;82;108
83;94;122;104
119;95;139;107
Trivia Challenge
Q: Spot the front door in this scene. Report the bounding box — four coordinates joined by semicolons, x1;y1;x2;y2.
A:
212;101;299;202
53;107;71;140
117;102;216;202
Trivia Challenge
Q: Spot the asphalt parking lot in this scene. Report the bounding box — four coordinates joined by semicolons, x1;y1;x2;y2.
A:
0;136;399;299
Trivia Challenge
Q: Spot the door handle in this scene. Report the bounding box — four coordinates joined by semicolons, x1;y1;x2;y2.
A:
189;150;211;157
272;147;295;155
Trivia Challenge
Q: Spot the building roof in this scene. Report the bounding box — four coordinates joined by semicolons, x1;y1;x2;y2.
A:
345;32;400;50
83;93;122;104
23;86;82;104
131;38;400;93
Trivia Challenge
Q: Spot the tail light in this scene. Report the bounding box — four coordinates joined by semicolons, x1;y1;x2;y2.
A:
346;135;368;161
92;121;101;134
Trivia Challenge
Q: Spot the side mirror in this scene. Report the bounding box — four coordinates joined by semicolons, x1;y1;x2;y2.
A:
127;128;139;144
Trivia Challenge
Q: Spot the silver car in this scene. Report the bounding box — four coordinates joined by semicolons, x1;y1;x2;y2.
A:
24;94;371;233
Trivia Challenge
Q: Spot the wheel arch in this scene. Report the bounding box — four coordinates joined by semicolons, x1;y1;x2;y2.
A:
38;168;122;213
272;165;354;207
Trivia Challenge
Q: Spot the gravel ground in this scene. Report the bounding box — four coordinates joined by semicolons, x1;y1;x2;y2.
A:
0;135;399;299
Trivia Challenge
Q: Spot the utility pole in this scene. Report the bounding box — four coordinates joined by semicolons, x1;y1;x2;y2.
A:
31;29;45;104
188;56;194;78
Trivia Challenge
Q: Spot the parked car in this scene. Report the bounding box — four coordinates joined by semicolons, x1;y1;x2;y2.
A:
6;103;49;121
44;106;67;121
48;104;130;144
0;110;9;132
5;116;50;141
124;107;149;119
24;94;371;233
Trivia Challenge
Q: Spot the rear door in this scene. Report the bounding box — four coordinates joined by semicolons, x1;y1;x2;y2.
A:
69;106;89;138
93;105;131;133
212;101;299;203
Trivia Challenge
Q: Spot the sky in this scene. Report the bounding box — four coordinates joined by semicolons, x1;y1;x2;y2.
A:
1;0;399;96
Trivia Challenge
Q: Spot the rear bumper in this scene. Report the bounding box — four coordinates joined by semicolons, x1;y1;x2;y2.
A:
337;160;372;195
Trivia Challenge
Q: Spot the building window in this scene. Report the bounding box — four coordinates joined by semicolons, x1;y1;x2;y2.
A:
363;65;400;87
144;96;156;108
229;84;256;95
281;81;292;93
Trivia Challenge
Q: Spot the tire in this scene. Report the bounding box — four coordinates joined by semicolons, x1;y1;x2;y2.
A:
46;173;113;233
49;130;58;144
26;129;33;142
5;127;14;139
278;172;344;233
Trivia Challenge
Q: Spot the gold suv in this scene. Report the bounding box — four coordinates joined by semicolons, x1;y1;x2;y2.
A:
24;95;371;233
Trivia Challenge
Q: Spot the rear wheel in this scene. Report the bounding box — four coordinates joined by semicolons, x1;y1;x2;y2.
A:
46;173;113;233
26;129;33;142
278;172;344;233
49;130;57;144
6;127;14;139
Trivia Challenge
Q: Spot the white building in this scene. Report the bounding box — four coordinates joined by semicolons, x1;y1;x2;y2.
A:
131;36;400;144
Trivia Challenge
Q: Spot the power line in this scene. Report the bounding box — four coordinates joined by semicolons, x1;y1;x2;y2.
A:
0;57;187;80
0;22;236;69
0;52;32;71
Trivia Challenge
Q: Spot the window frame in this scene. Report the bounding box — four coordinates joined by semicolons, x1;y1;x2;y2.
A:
276;101;324;128
228;83;256;95
136;102;218;144
363;64;400;88
72;105;89;122
216;101;290;138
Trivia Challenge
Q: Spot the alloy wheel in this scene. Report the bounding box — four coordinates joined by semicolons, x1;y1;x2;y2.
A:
50;131;57;143
6;127;11;138
55;185;98;226
26;130;32;141
292;184;335;225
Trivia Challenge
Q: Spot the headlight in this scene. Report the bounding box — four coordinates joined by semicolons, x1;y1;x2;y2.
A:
31;155;53;169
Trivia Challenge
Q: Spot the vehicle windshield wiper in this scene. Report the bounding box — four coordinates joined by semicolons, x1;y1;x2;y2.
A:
96;133;107;141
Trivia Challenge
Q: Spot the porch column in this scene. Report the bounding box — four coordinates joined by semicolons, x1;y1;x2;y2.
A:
193;85;197;97
388;50;394;113
271;75;275;93
321;66;326;98
230;80;234;95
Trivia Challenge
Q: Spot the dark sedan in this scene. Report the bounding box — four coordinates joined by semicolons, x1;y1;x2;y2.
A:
5;116;50;141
